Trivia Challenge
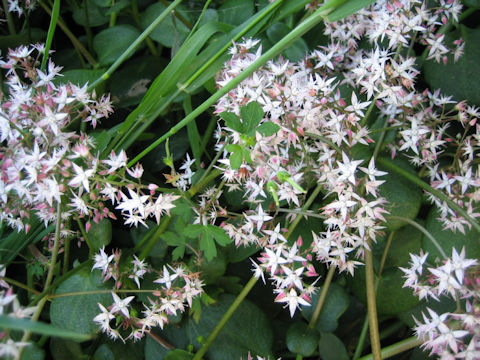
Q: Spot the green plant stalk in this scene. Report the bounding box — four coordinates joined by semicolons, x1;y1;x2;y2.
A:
63;236;70;274
127;0;343;167
365;238;382;360
38;0;97;67
194;183;323;359
109;11;117;27
308;264;335;328
284;183;323;239
358;336;423;360
114;0;284;152
354;230;393;360
3;0;16;34
185;0;213;41
0;276;41;295
377;157;480;233
41;0;60;71
82;0;94;54
387;215;448;259
353;315;370;360
138;217;172;259
130;0;159;57
192;276;258;360
77;219;93;257
21;201;63;346
88;0;184;91
187;169;222;197
378;231;394;275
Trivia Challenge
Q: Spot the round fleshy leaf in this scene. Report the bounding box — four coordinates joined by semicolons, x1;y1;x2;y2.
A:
424;25;480;106
286;322;319;357
422;206;480;262
93;25;142;66
383;222;423;269
218;0;254;26
140;2;190;48
301;282;350;332
318;332;349;360
50;270;112;335
188;294;274;359
266;22;309;62
377;158;422;231
72;0;108;27
348;267;421;315
88;218;112;251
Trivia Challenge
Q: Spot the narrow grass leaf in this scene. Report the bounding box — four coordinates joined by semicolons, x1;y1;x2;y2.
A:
0;315;93;342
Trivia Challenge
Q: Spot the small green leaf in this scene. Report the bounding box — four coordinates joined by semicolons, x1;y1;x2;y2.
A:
93;25;142;66
172;245;186;260
229;151;243;169
184;224;204;238
241;101;264;134
220;112;243;133
257;122;280;137
207;225;231;246
200;234;217;262
318;332;349;360
286;322;319;357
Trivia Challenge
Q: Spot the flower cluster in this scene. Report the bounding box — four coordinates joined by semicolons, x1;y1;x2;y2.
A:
318;0;464;64
92;249;203;342
0;266;37;358
6;0;36;16
401;248;480;358
0;45;180;234
213;36;389;316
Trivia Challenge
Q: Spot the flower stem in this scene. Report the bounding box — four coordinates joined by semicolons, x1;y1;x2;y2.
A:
193;183;323;359
358;336;423;360
38;0;97;67
192;276;258;360
365;238;382;360
21;201;63;346
387;216;448;259
377;157;480;233
308;264;336;329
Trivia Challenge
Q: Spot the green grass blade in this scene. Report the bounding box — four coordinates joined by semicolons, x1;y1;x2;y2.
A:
128;1;345;167
108;0;284;154
41;0;60;71
184;95;202;168
88;0;184;91
0;315;93;342
326;0;377;22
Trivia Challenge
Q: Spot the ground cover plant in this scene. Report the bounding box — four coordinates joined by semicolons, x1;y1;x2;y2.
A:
1;0;480;359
